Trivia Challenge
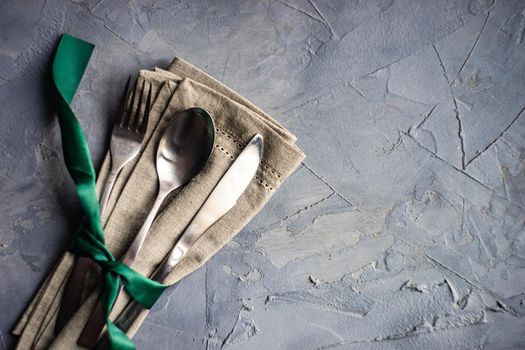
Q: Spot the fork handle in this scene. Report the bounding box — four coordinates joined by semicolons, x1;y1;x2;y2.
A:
99;167;120;215
122;189;168;265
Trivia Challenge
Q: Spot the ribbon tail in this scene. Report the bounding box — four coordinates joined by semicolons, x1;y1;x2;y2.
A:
52;34;105;242
99;267;136;350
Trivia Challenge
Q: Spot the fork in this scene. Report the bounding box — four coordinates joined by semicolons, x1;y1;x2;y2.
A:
98;78;152;213
54;77;152;334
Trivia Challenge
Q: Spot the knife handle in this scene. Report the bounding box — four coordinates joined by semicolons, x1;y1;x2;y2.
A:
54;256;95;334
94;280;182;350
93;300;144;350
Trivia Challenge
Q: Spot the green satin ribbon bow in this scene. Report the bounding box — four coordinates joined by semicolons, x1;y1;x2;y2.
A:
52;34;168;350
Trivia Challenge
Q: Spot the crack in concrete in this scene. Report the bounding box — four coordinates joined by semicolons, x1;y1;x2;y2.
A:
407;133;525;211
205;263;212;349
220;313;238;349
432;44;466;169
307;0;338;40
336;0;394;42
275;191;337;224
346;82;368;102
466;106;525;168
220;307;258;349
280;93;332;117
454;102;466;170
358;48;431;82
127;0;147;33
90;0;106;12
301;162;357;210
273;0;325;26
452;12;491;85
387;91;431;108
31;0;48;31
103;23;135;48
0;330;6;350
69;0;136;48
517;10;525;45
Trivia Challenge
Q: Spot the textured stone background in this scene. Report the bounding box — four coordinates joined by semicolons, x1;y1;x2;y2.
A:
1;0;525;349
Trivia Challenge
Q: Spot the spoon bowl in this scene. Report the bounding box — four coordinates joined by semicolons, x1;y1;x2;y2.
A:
123;107;215;265
157;108;215;190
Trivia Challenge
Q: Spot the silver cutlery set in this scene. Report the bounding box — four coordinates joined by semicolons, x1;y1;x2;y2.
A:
55;77;263;347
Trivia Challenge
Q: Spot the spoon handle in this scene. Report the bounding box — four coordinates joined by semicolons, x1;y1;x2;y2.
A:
122;188;168;265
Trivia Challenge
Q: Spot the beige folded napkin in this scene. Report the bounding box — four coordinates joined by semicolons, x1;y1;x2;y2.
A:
13;58;304;349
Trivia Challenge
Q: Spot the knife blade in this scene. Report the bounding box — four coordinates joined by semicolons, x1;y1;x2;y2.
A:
160;132;263;273
94;134;263;348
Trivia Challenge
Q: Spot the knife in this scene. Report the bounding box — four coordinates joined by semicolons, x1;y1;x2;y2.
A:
94;133;263;348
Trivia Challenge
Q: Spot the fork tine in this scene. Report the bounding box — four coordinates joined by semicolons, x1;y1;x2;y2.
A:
121;76;131;105
128;80;145;131
115;75;135;127
138;83;152;133
122;78;139;128
116;76;131;127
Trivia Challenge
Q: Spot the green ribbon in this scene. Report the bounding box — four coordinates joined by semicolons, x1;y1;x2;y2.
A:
52;34;168;350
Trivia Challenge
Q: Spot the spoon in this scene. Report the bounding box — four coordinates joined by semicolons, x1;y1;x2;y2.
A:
122;107;215;266
78;107;215;347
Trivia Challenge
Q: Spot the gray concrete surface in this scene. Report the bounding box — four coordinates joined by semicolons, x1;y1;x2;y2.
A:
1;0;525;349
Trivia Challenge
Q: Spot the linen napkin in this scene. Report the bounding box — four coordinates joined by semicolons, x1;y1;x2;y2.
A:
13;57;304;349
